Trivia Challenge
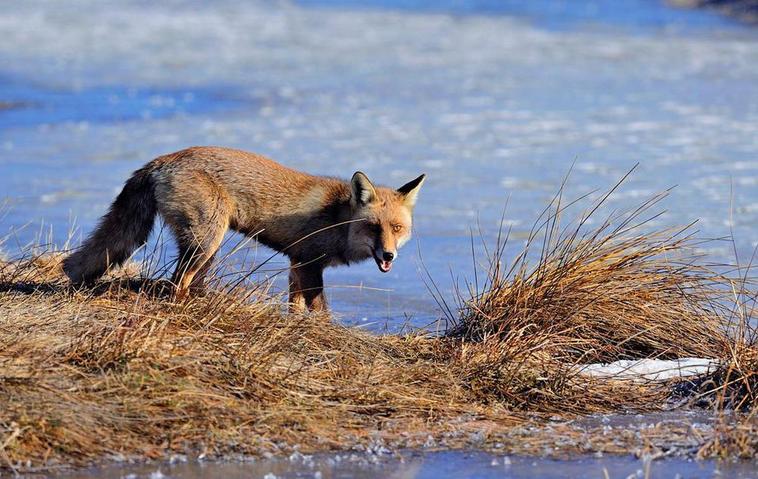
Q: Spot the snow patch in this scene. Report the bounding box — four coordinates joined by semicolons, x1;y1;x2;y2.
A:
580;358;717;381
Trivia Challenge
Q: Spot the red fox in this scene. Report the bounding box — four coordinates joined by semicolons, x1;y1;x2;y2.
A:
63;146;425;312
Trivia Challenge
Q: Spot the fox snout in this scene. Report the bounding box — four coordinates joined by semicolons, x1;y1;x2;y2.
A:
374;248;396;273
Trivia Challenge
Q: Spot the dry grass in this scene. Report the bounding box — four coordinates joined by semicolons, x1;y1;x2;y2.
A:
697;354;758;460
694;270;758;459
451;181;729;363
0;174;754;472
441;174;740;417
0;254;511;472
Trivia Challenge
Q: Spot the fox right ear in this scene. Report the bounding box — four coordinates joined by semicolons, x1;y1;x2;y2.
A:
351;171;377;206
397;173;426;209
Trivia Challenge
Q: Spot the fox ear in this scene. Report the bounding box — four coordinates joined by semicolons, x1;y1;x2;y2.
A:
351;171;377;206
397;173;426;208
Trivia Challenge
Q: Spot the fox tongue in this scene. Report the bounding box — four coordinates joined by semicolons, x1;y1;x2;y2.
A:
379;260;392;272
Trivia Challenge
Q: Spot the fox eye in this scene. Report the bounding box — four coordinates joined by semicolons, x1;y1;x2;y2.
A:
392;224;403;233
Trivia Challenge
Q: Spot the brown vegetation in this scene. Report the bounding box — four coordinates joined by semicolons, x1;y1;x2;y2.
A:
694;272;758;459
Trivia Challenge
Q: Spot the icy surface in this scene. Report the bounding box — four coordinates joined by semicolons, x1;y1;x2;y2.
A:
580;357;718;381
0;1;757;329
53;450;758;479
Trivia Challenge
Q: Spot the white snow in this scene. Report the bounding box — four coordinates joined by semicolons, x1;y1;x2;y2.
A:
580;358;718;381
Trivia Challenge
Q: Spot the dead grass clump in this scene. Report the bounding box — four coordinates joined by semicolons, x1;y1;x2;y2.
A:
693;279;758;458
704;344;758;411
450;174;729;365
437;170;748;415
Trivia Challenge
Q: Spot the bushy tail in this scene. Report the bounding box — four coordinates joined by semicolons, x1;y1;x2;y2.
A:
63;166;157;285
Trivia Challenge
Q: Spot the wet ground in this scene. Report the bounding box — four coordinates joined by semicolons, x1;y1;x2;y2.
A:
30;410;753;478
54;450;758;479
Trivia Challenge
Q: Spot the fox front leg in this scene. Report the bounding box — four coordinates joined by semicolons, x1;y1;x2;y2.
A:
288;262;328;313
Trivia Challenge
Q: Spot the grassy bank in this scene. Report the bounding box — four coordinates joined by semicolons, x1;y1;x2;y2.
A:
1;180;755;473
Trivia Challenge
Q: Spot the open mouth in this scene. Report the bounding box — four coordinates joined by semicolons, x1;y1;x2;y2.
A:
374;254;393;273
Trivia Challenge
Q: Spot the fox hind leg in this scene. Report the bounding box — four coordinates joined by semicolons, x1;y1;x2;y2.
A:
172;225;226;300
172;231;225;300
189;253;216;292
165;203;229;301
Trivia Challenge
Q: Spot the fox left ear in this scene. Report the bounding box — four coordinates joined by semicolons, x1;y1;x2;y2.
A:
351;171;378;206
397;174;426;208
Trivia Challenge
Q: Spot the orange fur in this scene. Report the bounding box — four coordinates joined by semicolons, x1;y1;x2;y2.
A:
63;146;425;312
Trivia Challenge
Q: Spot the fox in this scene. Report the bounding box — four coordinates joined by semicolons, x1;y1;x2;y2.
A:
62;146;425;312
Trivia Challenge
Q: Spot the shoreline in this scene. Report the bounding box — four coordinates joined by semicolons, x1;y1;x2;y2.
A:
51;448;758;479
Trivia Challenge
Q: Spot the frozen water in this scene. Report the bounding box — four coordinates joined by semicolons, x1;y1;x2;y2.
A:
0;1;757;330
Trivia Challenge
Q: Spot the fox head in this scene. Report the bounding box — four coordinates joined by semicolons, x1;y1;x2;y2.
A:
347;171;425;273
